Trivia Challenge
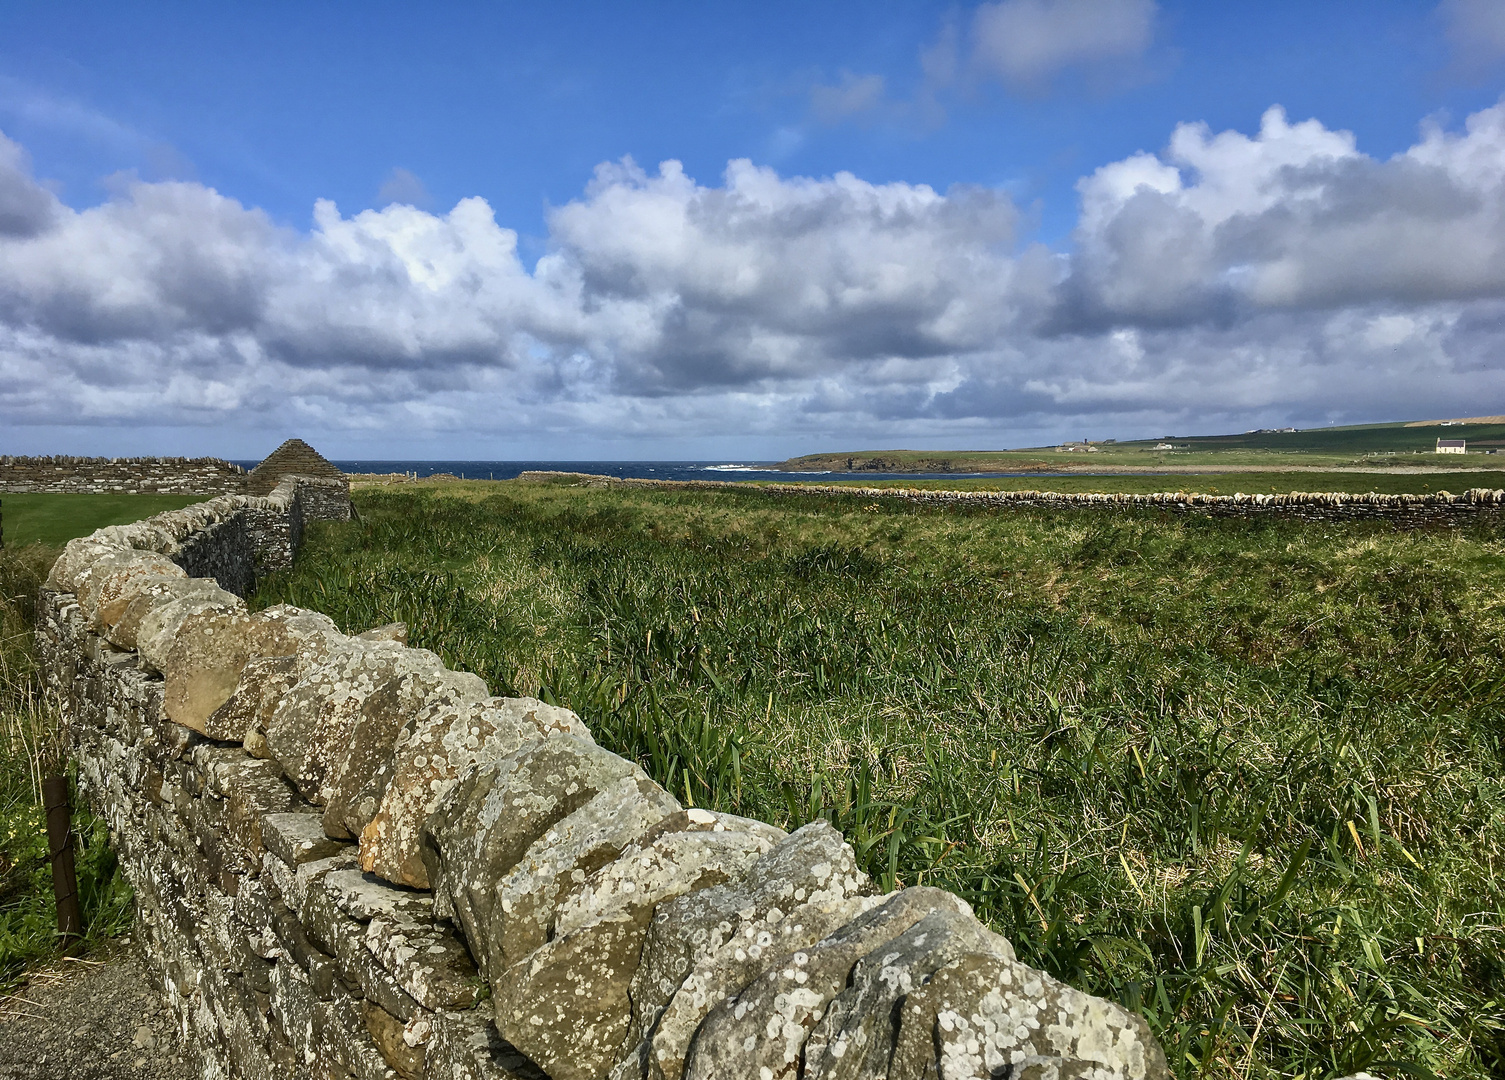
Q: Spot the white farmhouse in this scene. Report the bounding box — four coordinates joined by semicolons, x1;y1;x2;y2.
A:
1436;438;1466;454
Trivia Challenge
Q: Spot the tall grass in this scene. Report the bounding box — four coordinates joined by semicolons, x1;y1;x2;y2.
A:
0;543;133;990
255;482;1505;1078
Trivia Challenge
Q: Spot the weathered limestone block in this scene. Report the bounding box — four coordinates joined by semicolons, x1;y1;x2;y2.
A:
638;895;879;1080
426;1009;549;1080
365;1000;426;1080
630;822;869;1044
550;810;786;938
358;622;408;644
302;881;424;1022
313;869;475;1014
363;912;480;1011
362;696;591;889
208;654;299;744
90;552;186;629
496;812;784;1080
681;887;973;1080
421;735;669;949
625;822;874;1080
314;982;402;1080
137;589;245;675
264;639;423;802
166;605;347;733
322;664;489;840
270;962;317;1070
486;774;681;976
887;952;1168;1080
801;906;1012;1079
264;812;353;868
263;849;359;920
45;536;127;593
106;576;230;651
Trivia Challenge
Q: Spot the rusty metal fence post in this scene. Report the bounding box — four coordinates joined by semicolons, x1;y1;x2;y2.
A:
41;774;82;952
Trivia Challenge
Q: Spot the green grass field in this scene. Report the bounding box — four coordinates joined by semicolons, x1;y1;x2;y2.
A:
777;417;1505;474
0;492;203;548
0;544;133;989
253;479;1505;1078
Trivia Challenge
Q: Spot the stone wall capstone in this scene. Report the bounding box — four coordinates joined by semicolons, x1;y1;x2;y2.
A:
39;489;1168;1080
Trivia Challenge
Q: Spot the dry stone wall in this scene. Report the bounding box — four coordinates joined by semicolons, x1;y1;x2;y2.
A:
40;489;1168;1080
0;455;249;495
521;471;1505;528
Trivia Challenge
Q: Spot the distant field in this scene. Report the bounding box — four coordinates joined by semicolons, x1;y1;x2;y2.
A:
257;479;1505;1078
779;418;1505;474
0;493;203;548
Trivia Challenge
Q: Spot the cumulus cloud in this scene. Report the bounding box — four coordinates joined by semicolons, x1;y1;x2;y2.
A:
1061;103;1505;327
6;101;1505;452
969;0;1156;89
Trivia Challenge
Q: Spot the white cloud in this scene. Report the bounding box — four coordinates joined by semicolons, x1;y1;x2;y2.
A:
970;0;1157;89
1064;103;1505;325
5;102;1505;454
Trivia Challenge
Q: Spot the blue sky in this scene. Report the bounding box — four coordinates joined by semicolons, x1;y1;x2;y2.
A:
3;1;1505;459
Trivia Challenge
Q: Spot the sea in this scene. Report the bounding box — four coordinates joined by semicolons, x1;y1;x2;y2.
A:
230;460;1071;483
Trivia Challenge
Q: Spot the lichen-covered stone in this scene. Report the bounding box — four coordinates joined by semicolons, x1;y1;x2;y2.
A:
362;697;591;889
426;1009;549;1080
107;575;226;650
496;813;784;1080
364;999;425;1080
802;905;1012;1079
363;912;479;1011
358;622;408;644
91;552;186;630
682;887;972;1080
206;654;299;743
264;639;418;802
313;983;402;1080
264;812;352;868
136;588;245;675
321;663;489;840
551;810;785;939
320;868;435;924
486;774;681;976
629;820;870;1059
887;951;1169;1080
420;735;667;950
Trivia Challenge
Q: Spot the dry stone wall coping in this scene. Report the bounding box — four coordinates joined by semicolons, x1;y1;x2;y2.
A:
0;455;249;495
40;486;1169;1080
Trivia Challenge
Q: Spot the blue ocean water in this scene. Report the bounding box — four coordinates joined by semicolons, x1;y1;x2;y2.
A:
233;460;1074;483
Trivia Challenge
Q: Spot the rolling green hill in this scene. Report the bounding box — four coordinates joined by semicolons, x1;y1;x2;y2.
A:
776;415;1505;473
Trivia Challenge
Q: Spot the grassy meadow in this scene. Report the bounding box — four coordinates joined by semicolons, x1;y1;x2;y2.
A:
0;492;203;548
808;471;1505;495
0;531;142;989
253;478;1505;1079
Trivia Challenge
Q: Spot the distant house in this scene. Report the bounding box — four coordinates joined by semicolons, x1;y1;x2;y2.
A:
1436;438;1466;454
1153;442;1174;450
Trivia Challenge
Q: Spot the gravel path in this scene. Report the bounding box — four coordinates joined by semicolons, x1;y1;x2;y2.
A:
0;941;198;1080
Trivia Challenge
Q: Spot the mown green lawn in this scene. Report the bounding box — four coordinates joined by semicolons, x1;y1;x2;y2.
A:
257;480;1505;1079
0;493;203;548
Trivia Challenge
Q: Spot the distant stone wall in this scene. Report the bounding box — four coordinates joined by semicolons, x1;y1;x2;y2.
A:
520;471;1505;528
0;455;248;495
37;489;1166;1080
